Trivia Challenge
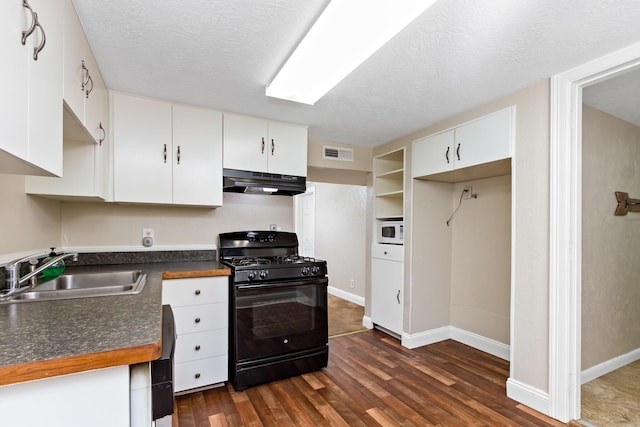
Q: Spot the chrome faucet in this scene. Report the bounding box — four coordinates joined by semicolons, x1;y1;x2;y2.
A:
2;250;79;299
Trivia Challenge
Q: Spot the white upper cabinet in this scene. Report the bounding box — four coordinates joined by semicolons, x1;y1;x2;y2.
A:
172;104;223;207
63;0;107;146
223;113;308;177
412;106;514;182
25;0;110;200
0;0;63;176
412;130;454;178
112;93;223;207
454;107;513;170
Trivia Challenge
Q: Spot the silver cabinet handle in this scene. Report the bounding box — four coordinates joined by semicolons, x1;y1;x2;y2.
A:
445;146;450;164
176;145;181;165
195;345;201;351
194;373;201;379
32;12;45;60
195;289;201;295
194;317;201;324
271;139;275;155
97;122;105;146
81;60;93;98
261;137;265;154
396;290;400;304
456;143;461;161
163;144;167;163
21;0;36;45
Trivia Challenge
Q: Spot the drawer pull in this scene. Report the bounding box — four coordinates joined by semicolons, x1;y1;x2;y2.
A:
195;373;201;379
195;289;201;295
195;345;201;351
194;317;201;324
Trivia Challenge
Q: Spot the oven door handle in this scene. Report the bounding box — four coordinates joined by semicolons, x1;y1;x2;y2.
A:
236;278;328;290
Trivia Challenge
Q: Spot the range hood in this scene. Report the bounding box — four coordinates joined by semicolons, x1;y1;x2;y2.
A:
223;169;306;196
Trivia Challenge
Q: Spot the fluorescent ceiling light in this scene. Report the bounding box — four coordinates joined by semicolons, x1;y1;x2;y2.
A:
266;0;436;105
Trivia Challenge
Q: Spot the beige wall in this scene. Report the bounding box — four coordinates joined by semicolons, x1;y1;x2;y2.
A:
60;193;294;248
0;174;294;257
307;138;373;186
0;175;62;259
309;182;368;299
582;105;640;369
450;175;511;344
374;79;551;392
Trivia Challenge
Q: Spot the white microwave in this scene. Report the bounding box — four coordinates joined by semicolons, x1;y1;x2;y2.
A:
378;221;403;244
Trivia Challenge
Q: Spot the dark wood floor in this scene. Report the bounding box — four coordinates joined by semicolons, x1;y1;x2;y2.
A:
175;330;566;426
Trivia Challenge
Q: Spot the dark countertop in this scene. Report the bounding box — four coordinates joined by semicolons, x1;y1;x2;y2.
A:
0;260;230;386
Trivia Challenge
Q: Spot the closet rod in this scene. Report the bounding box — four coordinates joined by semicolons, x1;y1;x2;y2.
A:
614;191;640;216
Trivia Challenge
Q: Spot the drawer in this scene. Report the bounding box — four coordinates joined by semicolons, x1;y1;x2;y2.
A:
162;277;228;307
175;356;228;392
175;329;228;363
172;303;227;335
371;243;404;262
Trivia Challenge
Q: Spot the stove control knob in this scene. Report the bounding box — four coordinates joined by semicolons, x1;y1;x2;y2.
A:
301;266;310;276
247;271;256;281
311;266;320;275
259;270;268;279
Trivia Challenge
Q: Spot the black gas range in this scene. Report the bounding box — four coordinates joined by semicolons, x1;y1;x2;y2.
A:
218;231;329;390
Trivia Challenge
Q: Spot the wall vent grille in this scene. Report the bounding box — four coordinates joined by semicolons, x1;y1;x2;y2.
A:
323;146;354;162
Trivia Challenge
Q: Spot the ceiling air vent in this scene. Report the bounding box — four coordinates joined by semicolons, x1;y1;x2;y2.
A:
323;146;354;162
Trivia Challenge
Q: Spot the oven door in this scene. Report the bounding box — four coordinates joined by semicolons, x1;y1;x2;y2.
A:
233;278;328;362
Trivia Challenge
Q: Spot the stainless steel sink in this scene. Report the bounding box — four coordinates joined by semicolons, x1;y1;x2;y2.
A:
6;270;146;302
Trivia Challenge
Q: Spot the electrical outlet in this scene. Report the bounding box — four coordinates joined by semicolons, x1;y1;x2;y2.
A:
463;187;473;199
350;279;355;288
143;228;154;239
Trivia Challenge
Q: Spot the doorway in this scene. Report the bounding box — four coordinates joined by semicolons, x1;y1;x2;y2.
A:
549;41;640;422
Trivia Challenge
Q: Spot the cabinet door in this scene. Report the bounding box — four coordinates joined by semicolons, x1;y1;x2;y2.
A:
83;52;108;147
454;107;513;170
172;105;223;206
267;121;308;176
412;130;454;178
371;257;403;335
27;0;64;176
0;0;29;164
112;93;173;203
223;113;268;172
62;0;86;123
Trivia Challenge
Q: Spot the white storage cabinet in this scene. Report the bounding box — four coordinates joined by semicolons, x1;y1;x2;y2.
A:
371;243;404;335
112;93;223;206
62;0;108;146
223;113;308;177
413;106;514;179
0;0;63;176
162;277;228;392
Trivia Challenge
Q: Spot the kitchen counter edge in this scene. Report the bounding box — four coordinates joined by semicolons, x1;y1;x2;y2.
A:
0;261;230;387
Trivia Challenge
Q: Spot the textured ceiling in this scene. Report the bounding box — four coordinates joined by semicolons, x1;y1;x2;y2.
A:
71;0;640;148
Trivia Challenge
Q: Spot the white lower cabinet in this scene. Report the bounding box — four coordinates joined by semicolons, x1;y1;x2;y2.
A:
0;365;129;427
371;244;404;335
162;276;228;393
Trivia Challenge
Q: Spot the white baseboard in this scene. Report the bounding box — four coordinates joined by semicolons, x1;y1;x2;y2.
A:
362;316;374;329
399;326;509;361
581;347;640;384
506;378;549;416
401;326;450;349
450;327;510;361
328;286;364;306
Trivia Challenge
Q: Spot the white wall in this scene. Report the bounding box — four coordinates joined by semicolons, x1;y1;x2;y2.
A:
299;182;368;301
582;105;640;369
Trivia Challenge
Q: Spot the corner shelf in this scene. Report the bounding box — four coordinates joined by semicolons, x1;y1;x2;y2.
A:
373;148;405;220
